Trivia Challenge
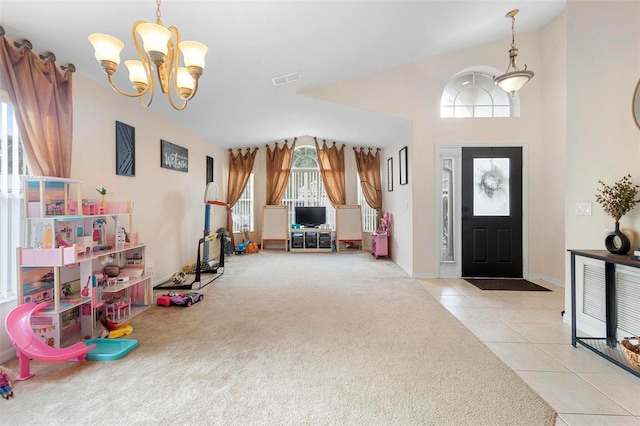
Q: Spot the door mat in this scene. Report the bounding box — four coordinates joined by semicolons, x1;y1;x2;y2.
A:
465;279;551;291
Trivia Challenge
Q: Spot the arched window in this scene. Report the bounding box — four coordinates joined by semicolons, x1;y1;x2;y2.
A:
292;146;320;169
440;69;520;118
282;146;336;227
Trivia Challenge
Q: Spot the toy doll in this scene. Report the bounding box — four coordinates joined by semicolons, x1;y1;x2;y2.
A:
0;368;14;399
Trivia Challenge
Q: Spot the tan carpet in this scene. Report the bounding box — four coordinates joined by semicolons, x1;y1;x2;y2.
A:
2;251;555;425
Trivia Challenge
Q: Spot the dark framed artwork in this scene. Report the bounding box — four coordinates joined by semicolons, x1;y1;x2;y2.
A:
160;140;189;172
206;156;214;184
399;146;408;185
115;121;135;176
387;157;393;192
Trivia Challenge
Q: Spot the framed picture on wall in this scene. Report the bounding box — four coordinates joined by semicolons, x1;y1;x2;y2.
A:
115;121;135;177
387;157;393;192
206;156;214;184
399;146;408;185
160;140;188;172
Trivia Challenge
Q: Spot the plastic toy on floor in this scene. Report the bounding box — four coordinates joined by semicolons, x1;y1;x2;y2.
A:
236;226;258;254
0;367;14;399
99;316;133;339
157;291;203;307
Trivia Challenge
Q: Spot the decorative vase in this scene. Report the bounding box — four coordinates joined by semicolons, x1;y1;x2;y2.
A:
605;221;631;254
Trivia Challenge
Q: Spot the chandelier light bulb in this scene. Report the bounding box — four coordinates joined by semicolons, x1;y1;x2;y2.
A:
88;33;124;66
177;67;195;98
179;40;208;69
125;60;147;84
136;22;171;57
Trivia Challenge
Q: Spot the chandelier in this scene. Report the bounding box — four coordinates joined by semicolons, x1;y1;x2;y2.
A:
493;9;534;96
88;0;208;111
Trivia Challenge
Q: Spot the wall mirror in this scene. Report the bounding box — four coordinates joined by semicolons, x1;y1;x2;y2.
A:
634;78;640;130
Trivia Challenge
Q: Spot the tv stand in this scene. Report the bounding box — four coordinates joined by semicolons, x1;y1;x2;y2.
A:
289;228;334;252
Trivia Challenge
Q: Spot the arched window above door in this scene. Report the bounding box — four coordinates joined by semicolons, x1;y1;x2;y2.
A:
440;68;520;118
292;146;319;169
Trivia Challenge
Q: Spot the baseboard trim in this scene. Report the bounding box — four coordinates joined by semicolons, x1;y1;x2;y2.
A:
528;273;565;288
413;272;436;279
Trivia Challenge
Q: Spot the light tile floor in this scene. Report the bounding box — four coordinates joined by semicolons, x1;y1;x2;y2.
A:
418;278;640;426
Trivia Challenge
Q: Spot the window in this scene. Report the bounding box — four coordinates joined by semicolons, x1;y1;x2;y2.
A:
231;173;254;233
356;173;378;232
441;157;454;262
282;146;335;228
440;70;519;118
1;96;30;298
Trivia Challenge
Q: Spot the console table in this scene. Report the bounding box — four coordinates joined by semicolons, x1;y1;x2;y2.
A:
569;249;640;377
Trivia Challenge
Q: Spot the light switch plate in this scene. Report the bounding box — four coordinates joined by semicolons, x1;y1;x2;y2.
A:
576;202;592;215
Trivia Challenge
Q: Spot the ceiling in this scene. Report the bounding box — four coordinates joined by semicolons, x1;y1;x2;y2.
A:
0;1;566;149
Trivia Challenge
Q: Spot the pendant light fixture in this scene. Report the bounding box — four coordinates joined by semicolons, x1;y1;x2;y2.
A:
88;0;208;111
493;9;534;96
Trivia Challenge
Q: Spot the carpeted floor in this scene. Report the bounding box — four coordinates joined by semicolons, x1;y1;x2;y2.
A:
465;278;552;291
2;251;555;425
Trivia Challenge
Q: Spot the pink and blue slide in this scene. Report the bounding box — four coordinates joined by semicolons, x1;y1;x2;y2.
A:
4;302;97;380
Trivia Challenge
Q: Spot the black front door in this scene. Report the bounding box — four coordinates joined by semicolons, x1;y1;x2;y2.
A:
461;147;522;278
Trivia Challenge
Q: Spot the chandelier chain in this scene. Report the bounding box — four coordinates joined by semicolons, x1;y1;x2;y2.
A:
510;16;516;48
156;0;162;21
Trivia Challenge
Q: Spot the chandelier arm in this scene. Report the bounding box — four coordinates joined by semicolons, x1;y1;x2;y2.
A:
168;26;180;96
166;76;198;109
169;25;186;100
137;85;154;108
106;74;149;98
186;79;199;101
167;92;188;111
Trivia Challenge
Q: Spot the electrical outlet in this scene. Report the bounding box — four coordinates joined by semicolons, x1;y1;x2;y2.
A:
576;202;592;215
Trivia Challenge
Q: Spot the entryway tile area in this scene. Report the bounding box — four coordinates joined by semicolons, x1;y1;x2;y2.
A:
418;278;640;426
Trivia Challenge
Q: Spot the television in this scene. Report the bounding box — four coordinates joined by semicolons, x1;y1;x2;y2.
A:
295;206;326;228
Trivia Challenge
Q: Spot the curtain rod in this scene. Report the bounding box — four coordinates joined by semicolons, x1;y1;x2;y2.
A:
266;137;297;147
0;25;75;73
228;147;259;153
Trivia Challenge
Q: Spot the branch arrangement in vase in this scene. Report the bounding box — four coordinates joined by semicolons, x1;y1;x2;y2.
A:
595;174;640;222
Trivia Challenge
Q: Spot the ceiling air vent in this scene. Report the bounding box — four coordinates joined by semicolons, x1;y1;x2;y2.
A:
272;72;302;86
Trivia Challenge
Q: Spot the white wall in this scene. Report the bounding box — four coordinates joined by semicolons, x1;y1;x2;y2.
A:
379;133;414;275
564;1;640;320
72;75;228;284
539;11;567;285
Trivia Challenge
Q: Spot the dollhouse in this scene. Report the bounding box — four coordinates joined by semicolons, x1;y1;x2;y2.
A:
17;177;152;348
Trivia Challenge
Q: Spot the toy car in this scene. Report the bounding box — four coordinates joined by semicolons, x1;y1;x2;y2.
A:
156;291;203;307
